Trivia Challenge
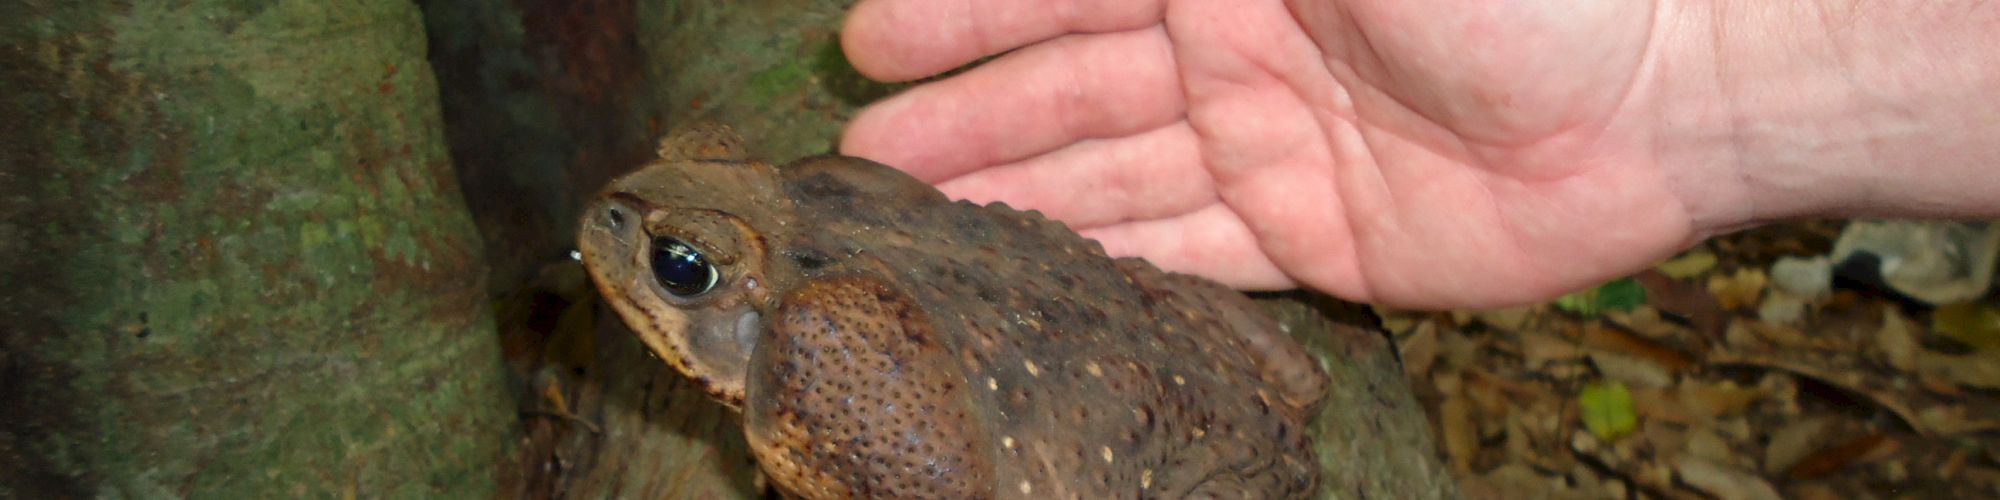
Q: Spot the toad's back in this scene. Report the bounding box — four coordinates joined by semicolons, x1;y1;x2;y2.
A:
755;157;1327;498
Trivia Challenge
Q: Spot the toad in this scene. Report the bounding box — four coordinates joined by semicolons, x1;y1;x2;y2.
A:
577;126;1328;498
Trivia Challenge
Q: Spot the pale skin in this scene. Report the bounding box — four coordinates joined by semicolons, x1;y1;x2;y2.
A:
837;0;2000;309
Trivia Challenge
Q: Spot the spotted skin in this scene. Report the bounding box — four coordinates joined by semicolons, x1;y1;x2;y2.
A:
578;125;1326;499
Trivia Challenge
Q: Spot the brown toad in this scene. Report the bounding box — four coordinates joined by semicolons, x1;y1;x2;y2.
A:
577;126;1327;499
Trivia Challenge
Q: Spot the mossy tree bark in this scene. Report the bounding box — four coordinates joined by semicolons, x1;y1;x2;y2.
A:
2;1;516;497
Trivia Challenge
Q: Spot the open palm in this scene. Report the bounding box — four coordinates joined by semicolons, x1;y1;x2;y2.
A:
840;0;1705;308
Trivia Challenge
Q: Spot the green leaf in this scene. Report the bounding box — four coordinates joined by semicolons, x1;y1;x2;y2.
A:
1554;277;1648;317
1579;381;1638;440
1554;288;1598;316
1934;302;2000;351
1596;277;1648;312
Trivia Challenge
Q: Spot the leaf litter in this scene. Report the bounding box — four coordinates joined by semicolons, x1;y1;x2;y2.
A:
1384;220;2000;499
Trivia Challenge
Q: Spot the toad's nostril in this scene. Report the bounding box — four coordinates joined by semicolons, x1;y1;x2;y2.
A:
606;206;626;229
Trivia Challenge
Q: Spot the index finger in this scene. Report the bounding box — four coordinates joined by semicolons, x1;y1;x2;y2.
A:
842;0;1166;81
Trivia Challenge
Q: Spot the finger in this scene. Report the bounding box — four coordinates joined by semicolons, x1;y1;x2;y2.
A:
1078;204;1307;293
841;28;1184;183
935;122;1218;230
842;0;1165;81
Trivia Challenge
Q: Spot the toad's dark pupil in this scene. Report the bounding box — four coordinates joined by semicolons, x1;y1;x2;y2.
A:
651;237;718;297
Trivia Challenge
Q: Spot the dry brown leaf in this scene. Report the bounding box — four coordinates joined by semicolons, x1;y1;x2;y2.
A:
1876;306;1920;371
1678;380;1763;421
1377;308;1420;333
1441;326;1484;370
1675;456;1783;500
1521;332;1588;367
1746;319;1814;348
1915;404;2000;435
1657;249;1720;279
1940;448;1971;479
1788;482;1844;500
1917;373;1962;396
1629;387;1695;425
1590;351;1675;389
1434;371;1463;395
1724;320;1765;350
1441;396;1479;474
1709;352;2000;436
1400;319;1440;377
1466;368;1556;402
1683;427;1735;464
1503;413;1537;465
1707;268;1769;312
1917;350;2000;390
1633;270;1730;338
1607;306;1695;340
1788;433;1894;480
1575;322;1698;372
1756;291;1810;326
1762;416;1836;475
1475;306;1538;332
1463;374;1515;418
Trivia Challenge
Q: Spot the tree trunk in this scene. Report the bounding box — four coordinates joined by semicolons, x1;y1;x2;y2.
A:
1;1;516;497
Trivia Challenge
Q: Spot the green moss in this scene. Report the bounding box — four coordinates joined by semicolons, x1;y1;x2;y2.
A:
6;0;513;496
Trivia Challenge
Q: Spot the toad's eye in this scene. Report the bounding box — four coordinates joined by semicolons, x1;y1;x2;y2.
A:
651;236;719;297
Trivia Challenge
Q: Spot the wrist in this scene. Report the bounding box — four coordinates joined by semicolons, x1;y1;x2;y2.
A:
1648;0;2000;235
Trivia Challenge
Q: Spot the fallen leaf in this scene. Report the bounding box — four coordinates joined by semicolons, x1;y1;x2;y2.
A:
1940;448;1971;479
1684;427;1735;463
1474;306;1538;332
1675;456;1783;500
1627;387;1694;424
1711;351;2000;436
1790;482;1844;500
1440;327;1484;370
1876;306;1919;371
1579;381;1638;441
1575;322;1698;372
1762;417;1836;475
1557;277;1648;317
1678;380;1763;420
1788;433;1894;480
1399;319;1440;377
1589;351;1674;389
1597;278;1649;312
1657;249;1719;279
1916;350;2000;391
1915;404;2000;435
1756;291;1810;326
1463;372;1515;417
1377;308;1420;333
1746;319;1813;348
1933;302;2000;350
1724;319;1764;350
1633;270;1730;338
1606;306;1692;340
1707;268;1768;312
1440;396;1478;474
1520;332;1588;368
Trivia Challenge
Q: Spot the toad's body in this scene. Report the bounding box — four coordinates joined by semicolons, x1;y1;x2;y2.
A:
578;127;1327;499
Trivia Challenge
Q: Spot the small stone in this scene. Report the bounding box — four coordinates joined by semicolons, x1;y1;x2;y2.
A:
1769;256;1832;297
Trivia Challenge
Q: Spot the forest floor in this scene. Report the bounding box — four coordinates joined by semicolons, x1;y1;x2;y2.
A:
1387;220;2000;499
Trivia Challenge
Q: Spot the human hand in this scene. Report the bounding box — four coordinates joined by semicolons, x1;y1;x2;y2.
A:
838;0;1727;308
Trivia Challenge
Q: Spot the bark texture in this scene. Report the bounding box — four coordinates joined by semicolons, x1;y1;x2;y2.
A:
2;1;515;497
